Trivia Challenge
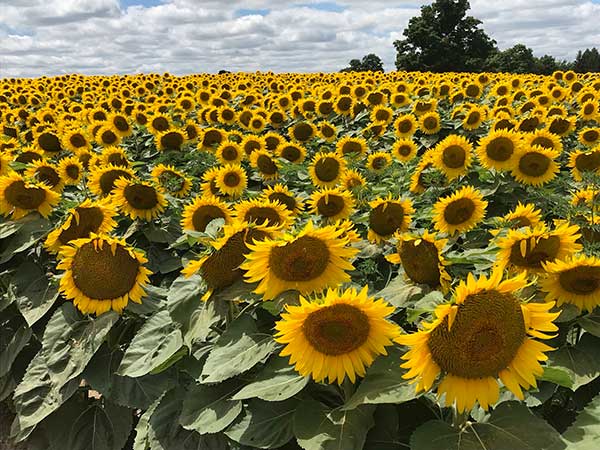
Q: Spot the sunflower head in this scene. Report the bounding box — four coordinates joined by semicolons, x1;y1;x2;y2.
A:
367;195;414;243
58;156;84;185
433;185;487;236
511;145;560;187
432;134;473;180
476;129;521;171
335;136;367;157
0;172;61;219
309;152;346;188
214;164;248;197
181;195;232;233
393;114;417;138
112;178;167;221
233;198;293;229
261;183;304;215
250;149;280;181
309;187;355;222
151;164;192;198
25;160;65;192
366;151;392;173
88;164;135;197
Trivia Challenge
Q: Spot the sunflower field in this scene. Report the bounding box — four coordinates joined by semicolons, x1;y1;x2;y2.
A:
1;69;600;450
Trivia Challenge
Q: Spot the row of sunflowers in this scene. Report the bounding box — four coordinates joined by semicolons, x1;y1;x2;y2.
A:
1;69;600;450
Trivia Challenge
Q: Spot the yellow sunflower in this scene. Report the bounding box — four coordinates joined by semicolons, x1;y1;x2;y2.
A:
45;199;118;253
25;160;65;192
289;121;317;143
57;156;84;185
524;129;563;154
57;234;152;315
541;254;600;313
432;134;473;180
182;222;274;300
233;198;293;229
94;124;122;147
250;149;280;181
215;141;244;165
397;271;559;412
579;127;600;147
495;222;582;274
100;146;130;168
276;142;306;164
432;186;487;236
181;195;232;233
88;164;135;197
546;115;575;137
476;129;521;171
419;111;441;135
309;152;347;188
367;195;414;243
214;164;247;197
461;106;486;130
366;151;392;173
393;114;418;138
392;139;418;163
569;148;600;182
335;136;368;157
261;184;304;215
274;286;399;384
112;178;167;221
156;129;187;151
340;169;366;190
309;187;355;222
501;202;543;229
241;221;359;300
150;164;192;198
0;172;60;219
511;146;560;186
61;128;92;153
386;230;451;293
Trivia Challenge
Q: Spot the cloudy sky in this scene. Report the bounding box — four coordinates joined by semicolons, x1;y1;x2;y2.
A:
1;0;599;78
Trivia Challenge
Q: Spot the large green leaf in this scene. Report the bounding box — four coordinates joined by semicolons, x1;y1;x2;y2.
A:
168;274;225;348
179;380;242;434
232;355;308;402
410;401;566;450
84;345;176;409
561;395;600;449
344;347;416;410
68;401;133;450
375;275;424;308
225;398;298;449
548;333;600;390
0;216;52;264
364;405;403;450
0;312;32;377
294;398;375;450
133;395;162;450
201;314;277;383
578;311;600;338
118;309;184;378
11;304;118;441
12;261;59;326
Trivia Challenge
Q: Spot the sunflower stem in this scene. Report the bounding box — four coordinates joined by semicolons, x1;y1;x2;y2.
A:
451;407;469;430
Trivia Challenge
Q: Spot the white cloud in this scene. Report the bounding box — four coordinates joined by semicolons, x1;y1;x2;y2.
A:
0;0;598;77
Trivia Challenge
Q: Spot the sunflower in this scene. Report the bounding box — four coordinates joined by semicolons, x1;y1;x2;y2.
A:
100;146;130;168
524;129;563;154
57;234;152;315
386;230;451;293
25;160;65;192
199;127;226;151
88;164;135;197
340;169;366;190
289;121;316;143
214;164;247;197
0;152;11;176
274;286;398;384
547;115;575;137
495;222;582;274
0;172;61;219
319;121;337;142
250;149;280;181
367;195;414;243
309;152;346;188
216;141;244;165
511;146;559;187
370;105;394;125
107;113;132;138
147;113;171;134
45;199;118;253
62;128;92;153
241;135;265;157
276;142;306;164
409;153;436;194
181;195;232;233
476;129;521;171
366;151;392;173
261;184;303;215
112;178;167;221
393;114;418;138
241;221;359;300
501;202;543;229
233;198;293;229
309;187;355;222
569;148;600;182
150;164;192;198
397;271;559;412
419;111;441;135
579;127;600;147
156;129;186;151
579;100;599;122
35;129;63;154
200;167;225;198
335;136;368;157
94;125;122;147
392;139;418;163
541;254;600;313
432;186;487;236
462;106;486;130
182;222;274;300
432;134;473;180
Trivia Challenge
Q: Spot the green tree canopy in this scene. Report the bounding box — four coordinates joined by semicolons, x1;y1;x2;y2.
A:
574;48;600;72
341;53;384;72
394;0;496;72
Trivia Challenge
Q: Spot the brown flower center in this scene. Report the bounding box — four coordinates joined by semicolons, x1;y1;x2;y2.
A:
443;198;475;225
269;236;330;281
558;266;600;295
4;180;47;209
369;202;406;237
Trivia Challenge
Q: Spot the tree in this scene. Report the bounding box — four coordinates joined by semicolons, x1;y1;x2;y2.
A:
573;48;600;72
341;54;384;72
394;0;495;72
485;44;537;73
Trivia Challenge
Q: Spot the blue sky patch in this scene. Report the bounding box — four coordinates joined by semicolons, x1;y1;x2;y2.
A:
234;9;271;17
298;2;347;12
120;0;163;8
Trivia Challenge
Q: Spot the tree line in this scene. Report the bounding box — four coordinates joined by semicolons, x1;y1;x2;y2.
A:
341;0;600;74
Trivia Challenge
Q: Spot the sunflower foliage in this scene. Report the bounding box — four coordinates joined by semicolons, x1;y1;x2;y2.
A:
1;69;600;450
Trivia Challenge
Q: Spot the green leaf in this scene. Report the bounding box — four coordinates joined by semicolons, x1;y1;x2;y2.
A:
12;261;59;326
562;394;600;449
118;309;184;378
344;347;416;410
148;388;228;450
201;314;277;384
410;401;565;450
578;311;600;337
0;314;32;377
133;394;162;450
539;366;574;389
364;405;403;450
225;398;297;449
294;399;375;450
180;380;242;434
68;401;133;450
0;220;23;239
548;333;600;390
126;285;168;315
0;216;52;264
375;275;423;308
232;355;308;402
168;274;225;348
11;304;118;441
84;345;176;409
